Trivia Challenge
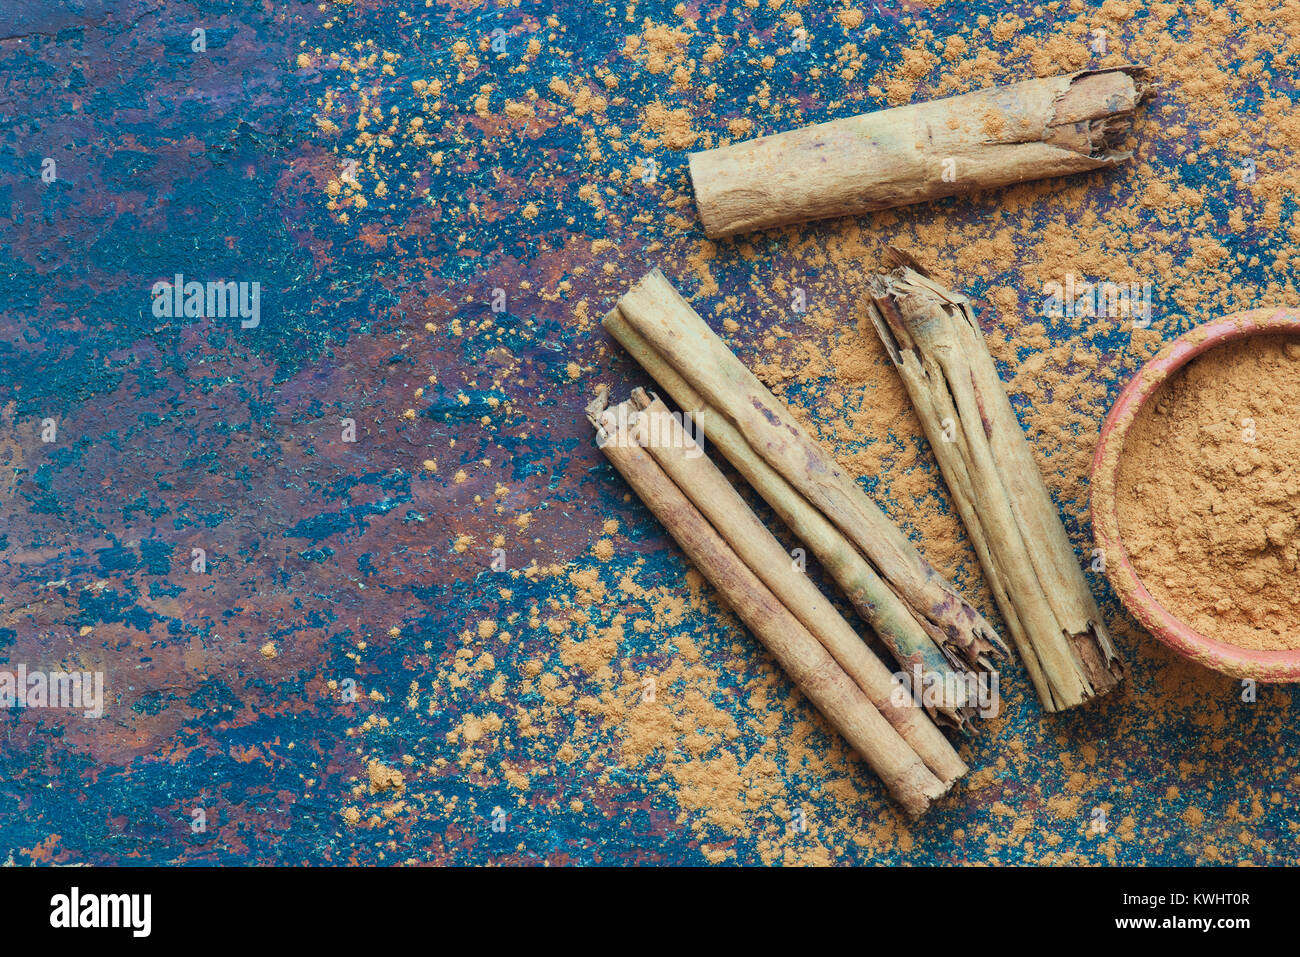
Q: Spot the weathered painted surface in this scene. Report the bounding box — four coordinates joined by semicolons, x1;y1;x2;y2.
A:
1;0;1297;865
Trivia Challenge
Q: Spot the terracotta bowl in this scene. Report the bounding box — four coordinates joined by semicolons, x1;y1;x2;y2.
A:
1090;307;1300;681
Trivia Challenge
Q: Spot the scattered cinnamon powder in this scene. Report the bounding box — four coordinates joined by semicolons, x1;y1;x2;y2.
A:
642;98;700;150
367;759;406;794
1116;335;1300;651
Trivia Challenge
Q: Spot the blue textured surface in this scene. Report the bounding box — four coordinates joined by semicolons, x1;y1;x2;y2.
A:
1;0;1298;865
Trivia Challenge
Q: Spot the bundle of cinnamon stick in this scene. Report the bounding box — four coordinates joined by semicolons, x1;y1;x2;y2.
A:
864;250;1124;711
590;388;966;817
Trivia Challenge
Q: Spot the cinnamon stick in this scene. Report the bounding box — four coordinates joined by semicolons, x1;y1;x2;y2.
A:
688;67;1150;238
864;248;1124;712
590;394;957;816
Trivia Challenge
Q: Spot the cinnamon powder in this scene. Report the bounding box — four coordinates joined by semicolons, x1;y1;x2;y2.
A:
1115;335;1300;651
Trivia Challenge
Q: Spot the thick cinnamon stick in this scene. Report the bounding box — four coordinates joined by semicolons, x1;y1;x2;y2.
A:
689;67;1150;238
609;270;1005;674
864;249;1124;712
591;395;955;816
629;389;966;785
604;306;983;729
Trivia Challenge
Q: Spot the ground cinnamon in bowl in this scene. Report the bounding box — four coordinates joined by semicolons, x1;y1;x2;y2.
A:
1115;335;1300;652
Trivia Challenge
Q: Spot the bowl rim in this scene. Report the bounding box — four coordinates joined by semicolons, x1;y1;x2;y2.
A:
1090;307;1300;681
